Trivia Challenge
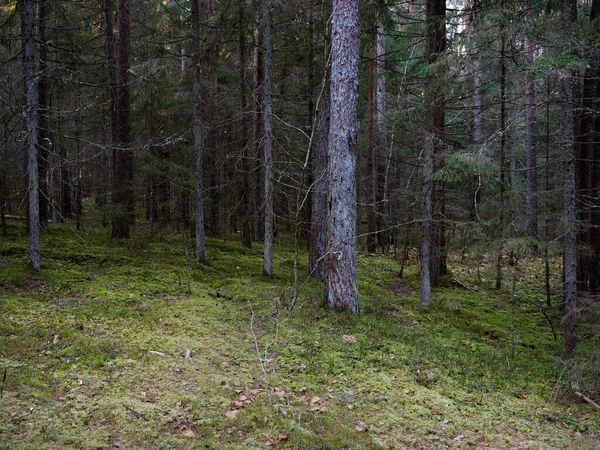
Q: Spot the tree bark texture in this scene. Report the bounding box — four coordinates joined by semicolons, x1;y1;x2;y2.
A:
263;0;274;277
37;0;49;231
366;34;377;254
325;0;360;315
111;0;134;239
24;0;40;271
376;22;389;252
253;0;265;242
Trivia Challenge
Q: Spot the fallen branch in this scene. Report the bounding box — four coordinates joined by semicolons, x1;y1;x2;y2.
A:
451;277;481;293
574;391;600;409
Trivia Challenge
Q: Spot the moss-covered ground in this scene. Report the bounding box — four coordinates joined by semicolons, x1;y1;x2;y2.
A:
1;216;598;449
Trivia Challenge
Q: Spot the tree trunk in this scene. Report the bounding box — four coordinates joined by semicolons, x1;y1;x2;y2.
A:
366;33;377;254
111;0;133;239
325;0;360;315
37;0;49;231
263;0;274;277
253;0;265;242
239;0;252;249
422;0;446;296
376;22;389;252
192;0;206;263
24;0;40;271
524;0;538;237
562;0;578;358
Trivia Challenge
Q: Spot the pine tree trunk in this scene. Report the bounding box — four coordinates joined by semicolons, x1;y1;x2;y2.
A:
111;0;133;239
562;0;578;358
24;0;40;271
263;0;274;277
376;22;389;252
37;0;49;231
192;0;206;263
252;0;265;242
366;34;377;254
325;0;360;314
239;0;252;249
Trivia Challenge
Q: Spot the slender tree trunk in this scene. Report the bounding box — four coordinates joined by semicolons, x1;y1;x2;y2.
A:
111;0;133;239
376;22;389;252
325;0;360;314
366;33;377;254
496;0;506;291
524;0;538;237
24;0;40;271
263;0;274;277
422;0;446;299
37;0;49;231
253;0;265;242
192;0;206;263
239;0;252;249
563;0;578;358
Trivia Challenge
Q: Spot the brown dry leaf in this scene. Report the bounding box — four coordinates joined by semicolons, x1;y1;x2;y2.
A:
310;396;321;404
176;401;183;409
273;387;285;397
225;410;238;419
342;334;357;344
234;387;244;394
319;406;328;413
298;387;307;393
355;425;363;432
250;388;265;395
327;393;336;399
232;401;244;408
182;428;195;438
239;395;248;402
125;359;137;364
279;433;289;441
110;442;121;448
265;438;275;446
310;406;320;412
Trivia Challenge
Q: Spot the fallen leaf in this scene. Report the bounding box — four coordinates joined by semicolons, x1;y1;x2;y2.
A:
234;388;244;394
279;433;289;441
182;428;195;438
298;387;307;393
319;406;328;412
273;387;285;397
185;347;191;359
239;395;248;402
250;388;265;395
265;438;274;446
110;442;121;448
176;401;183;409
225;410;238;419
148;350;166;358
310;396;321;404
355;425;363;432
232;401;244;408
454;435;464;441
125;359;137;364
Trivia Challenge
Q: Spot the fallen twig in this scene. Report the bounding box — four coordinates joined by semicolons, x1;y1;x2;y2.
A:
574;391;600;409
451;277;481;293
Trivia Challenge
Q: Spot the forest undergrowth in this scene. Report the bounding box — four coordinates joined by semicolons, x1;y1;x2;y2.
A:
0;216;599;449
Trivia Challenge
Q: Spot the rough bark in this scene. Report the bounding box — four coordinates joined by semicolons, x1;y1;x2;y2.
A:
366;34;377;254
324;0;360;315
253;0;265;242
111;0;133;239
192;0;206;263
263;0;274;277
524;0;538;237
24;0;40;271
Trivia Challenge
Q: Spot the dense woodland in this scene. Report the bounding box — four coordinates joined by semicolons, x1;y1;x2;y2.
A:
1;0;600;447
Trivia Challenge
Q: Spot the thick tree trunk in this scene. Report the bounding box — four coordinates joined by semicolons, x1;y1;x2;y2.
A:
239;0;252;249
24;0;40;271
192;0;206;263
524;0;538;237
263;0;274;277
111;0;134;239
562;0;578;358
325;0;360;315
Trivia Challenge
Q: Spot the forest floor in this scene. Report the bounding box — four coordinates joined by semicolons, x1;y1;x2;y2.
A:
0;216;599;449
